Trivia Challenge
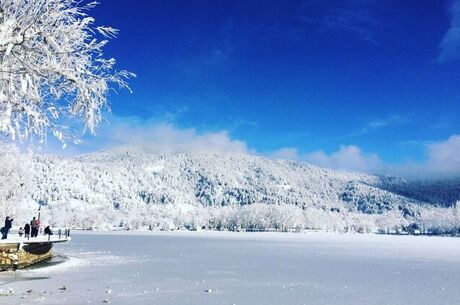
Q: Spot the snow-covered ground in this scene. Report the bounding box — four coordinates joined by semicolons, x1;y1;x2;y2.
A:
0;231;459;305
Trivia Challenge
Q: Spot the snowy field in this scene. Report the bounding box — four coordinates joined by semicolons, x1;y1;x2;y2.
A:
0;231;459;305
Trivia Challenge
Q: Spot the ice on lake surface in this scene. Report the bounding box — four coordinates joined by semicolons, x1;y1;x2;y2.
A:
0;231;459;305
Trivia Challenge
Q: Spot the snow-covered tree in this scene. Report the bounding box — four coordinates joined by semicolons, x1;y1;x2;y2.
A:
1;145;458;233
0;0;134;144
0;144;36;222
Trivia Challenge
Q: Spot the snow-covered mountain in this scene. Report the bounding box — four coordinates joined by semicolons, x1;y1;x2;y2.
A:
1;145;459;233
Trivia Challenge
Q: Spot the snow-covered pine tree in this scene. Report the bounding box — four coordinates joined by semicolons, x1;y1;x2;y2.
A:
0;0;134;144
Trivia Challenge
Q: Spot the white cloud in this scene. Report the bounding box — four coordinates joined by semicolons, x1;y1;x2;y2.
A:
269;147;300;160
271;145;384;174
399;134;460;179
78;116;250;155
42;116;460;179
439;1;460;62
304;146;384;174
271;135;460;179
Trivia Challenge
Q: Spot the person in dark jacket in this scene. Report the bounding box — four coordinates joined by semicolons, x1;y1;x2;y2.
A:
1;216;13;239
44;226;53;236
30;217;39;238
24;223;31;238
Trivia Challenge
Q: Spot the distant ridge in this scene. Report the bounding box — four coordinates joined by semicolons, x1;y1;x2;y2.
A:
1;145;459;233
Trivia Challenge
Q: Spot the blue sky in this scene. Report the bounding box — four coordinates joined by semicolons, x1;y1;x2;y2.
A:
57;0;460;178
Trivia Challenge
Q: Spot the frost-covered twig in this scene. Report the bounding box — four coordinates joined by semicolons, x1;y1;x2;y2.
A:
0;0;135;145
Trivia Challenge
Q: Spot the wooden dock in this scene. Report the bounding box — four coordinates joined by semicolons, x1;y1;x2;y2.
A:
0;235;71;271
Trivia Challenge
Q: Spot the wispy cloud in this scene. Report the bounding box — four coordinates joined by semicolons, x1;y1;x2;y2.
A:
135;101;190;124
349;114;410;137
439;0;460;62
397;139;433;148
322;3;380;43
176;19;234;79
429;118;451;131
301;0;381;43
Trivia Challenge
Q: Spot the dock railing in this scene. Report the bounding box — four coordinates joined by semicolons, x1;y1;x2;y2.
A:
52;228;71;241
39;228;71;241
1;227;71;243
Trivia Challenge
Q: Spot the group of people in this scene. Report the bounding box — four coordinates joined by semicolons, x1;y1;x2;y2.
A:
1;216;52;240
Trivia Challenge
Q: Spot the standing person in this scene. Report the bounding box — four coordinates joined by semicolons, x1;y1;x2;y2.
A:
30;217;38;238
18;227;24;237
24;223;30;239
1;216;13;239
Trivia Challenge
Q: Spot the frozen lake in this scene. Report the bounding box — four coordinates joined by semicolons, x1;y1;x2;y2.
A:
1;231;459;305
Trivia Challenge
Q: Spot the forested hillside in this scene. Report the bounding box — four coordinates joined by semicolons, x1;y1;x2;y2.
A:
1;145;459;234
